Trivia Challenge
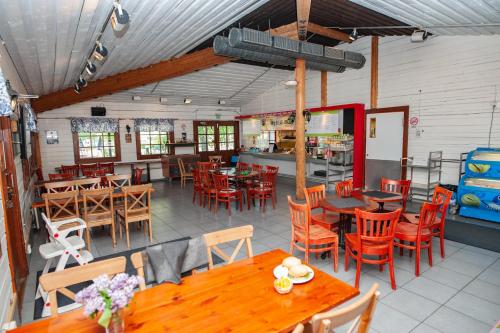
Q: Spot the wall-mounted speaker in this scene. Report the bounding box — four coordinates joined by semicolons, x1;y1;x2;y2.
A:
91;107;106;117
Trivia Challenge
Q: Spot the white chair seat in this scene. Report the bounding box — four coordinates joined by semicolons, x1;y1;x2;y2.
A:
39;236;85;259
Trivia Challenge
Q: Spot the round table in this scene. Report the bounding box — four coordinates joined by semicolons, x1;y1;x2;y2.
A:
361;191;402;211
211;167;259;179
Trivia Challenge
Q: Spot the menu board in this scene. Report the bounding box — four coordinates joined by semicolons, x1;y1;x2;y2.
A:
242;118;262;135
307;110;339;136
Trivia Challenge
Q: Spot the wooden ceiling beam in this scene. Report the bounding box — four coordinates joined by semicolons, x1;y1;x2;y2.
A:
296;0;311;40
268;22;299;40
307;23;351;43
32;48;232;113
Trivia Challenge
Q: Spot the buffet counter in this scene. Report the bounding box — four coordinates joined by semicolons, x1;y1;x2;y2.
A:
239;152;326;177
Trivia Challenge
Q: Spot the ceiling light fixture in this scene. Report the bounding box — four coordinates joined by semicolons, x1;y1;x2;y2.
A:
349;28;358;41
85;60;97;76
74;83;82;94
92;41;108;62
111;2;130;33
283;80;298;86
77;75;87;88
411;30;428;43
184;98;192;104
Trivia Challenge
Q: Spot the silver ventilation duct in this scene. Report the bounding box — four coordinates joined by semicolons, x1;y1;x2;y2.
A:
223;28;365;71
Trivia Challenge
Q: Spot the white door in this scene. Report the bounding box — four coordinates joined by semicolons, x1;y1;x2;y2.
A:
365;112;404;189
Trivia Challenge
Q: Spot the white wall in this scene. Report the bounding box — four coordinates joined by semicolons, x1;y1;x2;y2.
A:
241;35;500;185
38;100;240;179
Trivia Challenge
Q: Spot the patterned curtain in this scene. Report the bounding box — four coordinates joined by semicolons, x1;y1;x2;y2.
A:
23;103;38;132
0;69;13;117
70;118;119;133
134;118;174;132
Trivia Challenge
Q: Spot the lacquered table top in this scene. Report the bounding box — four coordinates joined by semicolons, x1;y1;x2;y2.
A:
320;192;379;215
13;249;359;333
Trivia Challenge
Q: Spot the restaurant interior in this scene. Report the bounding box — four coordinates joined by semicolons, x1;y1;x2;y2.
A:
0;0;499;332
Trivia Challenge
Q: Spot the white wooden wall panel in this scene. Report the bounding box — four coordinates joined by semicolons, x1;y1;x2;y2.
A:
241;35;500;185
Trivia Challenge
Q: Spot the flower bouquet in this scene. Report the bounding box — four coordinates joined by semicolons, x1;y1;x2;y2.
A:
76;273;141;333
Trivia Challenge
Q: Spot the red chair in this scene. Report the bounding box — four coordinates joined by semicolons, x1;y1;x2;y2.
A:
192;169;203;205
395;202;440;276
61;165;80;177
197;161;213;171
381;177;411;212
265;165;279;173
80;163;98;176
304;185;340;232
288;196;338;272
247;171;276;212
335;179;353;197
201;170;217;210
133;168;144;185
345;208;402;290
403;186;452;258
236;161;249;171
265;165;279;205
49;173;73;181
212;173;243;216
98;162;115;174
251;164;263;173
36;168;44;181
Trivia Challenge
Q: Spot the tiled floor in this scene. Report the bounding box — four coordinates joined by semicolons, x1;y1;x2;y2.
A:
22;179;500;332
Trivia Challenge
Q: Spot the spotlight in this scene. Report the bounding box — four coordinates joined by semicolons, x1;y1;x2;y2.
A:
85;60;97;76
184;98;192;104
5;80;18;109
411;30;428;43
111;2;130;33
283;80;298;86
303;109;312;122
74;83;82;94
287;113;295;124
92;42;108;62
349;28;358;41
218;100;226;105
77;75;87;87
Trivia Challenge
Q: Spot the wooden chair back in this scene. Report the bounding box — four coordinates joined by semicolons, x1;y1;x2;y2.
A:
336;179;353;197
288;195;310;239
260;170;277;188
380;177;411;210
178;158;187;175
193;169;202;187
133;168;144;185
432;186;452;227
80;163;97;174
130;252;148;291
304;184;326;210
107;174;131;189
61;165;80;177
197;161;213;171
39;257;127;317
251;164;263;173
236;161;249;171
200;169;213;188
311;283;380;333
81;188;113;221
208;155;222;163
49;173;73;181
417;202;440;234
212;173;230;191
74;177;101;191
203;225;254;269
42;190;80;221
45;180;76;193
265;165;279;173
122;184;152;218
354;208;401;245
98;162;114;174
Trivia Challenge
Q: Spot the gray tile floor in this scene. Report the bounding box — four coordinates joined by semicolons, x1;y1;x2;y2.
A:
22;180;500;332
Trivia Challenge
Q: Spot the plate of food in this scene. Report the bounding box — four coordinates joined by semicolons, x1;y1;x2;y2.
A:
273;256;315;284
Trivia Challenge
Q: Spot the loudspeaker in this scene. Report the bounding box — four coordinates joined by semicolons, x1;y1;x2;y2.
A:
91;107;106;117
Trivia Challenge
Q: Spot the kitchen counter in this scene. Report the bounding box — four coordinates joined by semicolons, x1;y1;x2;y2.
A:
239;152;327;165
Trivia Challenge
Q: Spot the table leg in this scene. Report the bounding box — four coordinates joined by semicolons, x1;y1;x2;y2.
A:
146;162;151;183
130;163;135;184
33;207;40;231
378;202;385;212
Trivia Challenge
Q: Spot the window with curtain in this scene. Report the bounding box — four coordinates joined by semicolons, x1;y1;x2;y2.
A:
71;118;121;163
134;118;174;159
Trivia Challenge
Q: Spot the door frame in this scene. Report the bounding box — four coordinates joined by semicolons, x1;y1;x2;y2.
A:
193;120;239;161
365;106;409;180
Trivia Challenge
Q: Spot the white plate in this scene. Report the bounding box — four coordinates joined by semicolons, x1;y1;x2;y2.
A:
273;265;315;284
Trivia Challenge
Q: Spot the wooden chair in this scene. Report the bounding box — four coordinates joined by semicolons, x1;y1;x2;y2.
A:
203;225;253;269
39;257;126;317
213;173;243;215
208;155;222;163
251;164;263;173
107;174;131;189
236;161;249;171
265;165;279;204
80;163;98;175
178;158;193;188
98;162;115;174
292;324;304;333
288;196;338;272
117;184;153;248
133;167;144;185
403;186;452;258
45;180;76;193
304;185;340;231
82;188;116;248
201;170;217;211
380;177;411;212
48;173;73;181
336;179;353;197
345;209;401;289
192;169;203;205
60;165;80;177
73;177;100;191
310;284;380;333
197;161;213;171
247;171;276;212
42;190;80;222
394;202;440;276
265;165;279;173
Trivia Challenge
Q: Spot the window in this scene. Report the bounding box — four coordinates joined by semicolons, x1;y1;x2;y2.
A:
197;125;215;152
136;130;173;159
257;131;275;149
218;125;235;151
73;131;121;163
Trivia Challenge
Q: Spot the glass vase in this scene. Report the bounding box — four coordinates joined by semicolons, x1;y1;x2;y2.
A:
106;310;125;333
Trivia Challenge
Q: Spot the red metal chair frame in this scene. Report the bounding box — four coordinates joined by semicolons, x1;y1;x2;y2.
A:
345;208;402;290
212;173;243;216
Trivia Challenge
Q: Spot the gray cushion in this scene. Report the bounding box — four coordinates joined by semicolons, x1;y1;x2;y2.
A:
146;240;189;284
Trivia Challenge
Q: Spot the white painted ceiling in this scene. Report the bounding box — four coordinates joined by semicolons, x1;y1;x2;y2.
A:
0;0;268;95
102;62;293;107
351;0;500;35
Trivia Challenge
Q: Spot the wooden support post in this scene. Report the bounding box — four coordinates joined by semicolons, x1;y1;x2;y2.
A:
295;59;306;199
370;36;379;109
321;71;327;107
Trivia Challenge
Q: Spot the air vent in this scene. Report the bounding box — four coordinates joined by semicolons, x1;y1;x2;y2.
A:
344;51;366;69
301;41;323;57
241;28;272;46
273;36;300;52
324;47;344;60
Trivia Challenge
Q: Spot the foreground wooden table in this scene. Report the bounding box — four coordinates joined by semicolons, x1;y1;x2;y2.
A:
14;249;358;333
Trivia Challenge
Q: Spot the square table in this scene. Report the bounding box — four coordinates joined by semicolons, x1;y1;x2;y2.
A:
12;249;359;333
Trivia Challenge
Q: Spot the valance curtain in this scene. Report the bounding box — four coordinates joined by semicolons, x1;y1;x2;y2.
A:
0;69;13;117
24;104;38;132
70;118;119;133
134;118;174;132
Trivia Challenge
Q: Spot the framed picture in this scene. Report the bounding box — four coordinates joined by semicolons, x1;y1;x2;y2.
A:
46;130;59;144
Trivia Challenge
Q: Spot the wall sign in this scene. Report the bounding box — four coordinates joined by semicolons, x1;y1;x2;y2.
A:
242;118;261;135
409;116;419;128
46;130;59;144
306;110;339;136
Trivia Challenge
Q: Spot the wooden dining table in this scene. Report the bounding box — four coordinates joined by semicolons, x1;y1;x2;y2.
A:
13;249;359;333
361;190;402;211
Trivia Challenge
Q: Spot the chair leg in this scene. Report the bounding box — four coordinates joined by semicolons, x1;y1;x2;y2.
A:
355;258;362;289
126;222;130;248
272;194;276;209
304;247;309;264
85;228;91;249
148;219;153;243
333;242;338;273
399;240;404;256
344;246;350;272
379;255;384;272
388;250;396;290
111;221;116;247
239;194;243;211
439;232;445;258
428;240;433;267
415;242;421;277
